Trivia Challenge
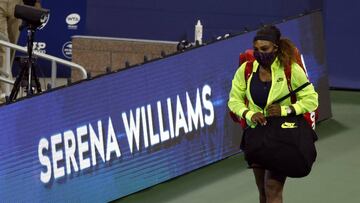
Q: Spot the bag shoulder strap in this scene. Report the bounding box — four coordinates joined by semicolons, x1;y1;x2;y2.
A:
284;64;297;104
273;82;311;104
244;61;253;83
284;48;307;104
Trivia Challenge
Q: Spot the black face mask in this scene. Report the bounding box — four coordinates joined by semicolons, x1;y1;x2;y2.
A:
254;51;276;68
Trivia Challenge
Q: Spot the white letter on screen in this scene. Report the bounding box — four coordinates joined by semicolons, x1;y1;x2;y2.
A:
175;95;188;137
186;89;204;132
122;108;141;154
157;101;170;142
89;121;105;166
51;133;65;179
38;138;52;184
106;117;121;161
77;125;91;170
202;85;215;125
63;130;79;175
147;104;160;146
141;106;149;148
167;98;175;138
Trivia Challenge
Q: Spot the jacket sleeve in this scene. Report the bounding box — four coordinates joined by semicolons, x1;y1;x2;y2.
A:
228;63;255;120
290;63;319;115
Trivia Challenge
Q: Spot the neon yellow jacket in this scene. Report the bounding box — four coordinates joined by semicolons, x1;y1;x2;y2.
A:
228;58;318;128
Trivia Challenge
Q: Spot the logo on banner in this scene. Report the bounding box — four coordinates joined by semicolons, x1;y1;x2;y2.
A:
32;42;47;54
38;14;50;30
66;13;81;30
62;41;72;59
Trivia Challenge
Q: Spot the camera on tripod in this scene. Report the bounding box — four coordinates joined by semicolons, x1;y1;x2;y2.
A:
8;5;50;102
14;4;49;29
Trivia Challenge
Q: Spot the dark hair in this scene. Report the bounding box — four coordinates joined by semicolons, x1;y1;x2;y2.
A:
254;25;297;67
278;38;297;67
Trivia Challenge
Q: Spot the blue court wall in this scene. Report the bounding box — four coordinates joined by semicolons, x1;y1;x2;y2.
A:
17;0;323;78
85;0;360;89
86;0;322;41
16;0;359;88
323;0;360;89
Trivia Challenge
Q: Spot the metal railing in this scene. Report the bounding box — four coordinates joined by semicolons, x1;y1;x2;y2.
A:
0;39;87;99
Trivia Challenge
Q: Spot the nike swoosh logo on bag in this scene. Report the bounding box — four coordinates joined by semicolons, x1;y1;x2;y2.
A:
281;122;297;129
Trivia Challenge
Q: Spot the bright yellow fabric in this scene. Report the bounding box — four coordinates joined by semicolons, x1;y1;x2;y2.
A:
228;58;318;128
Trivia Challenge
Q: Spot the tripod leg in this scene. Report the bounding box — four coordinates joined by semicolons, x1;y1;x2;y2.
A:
9;64;28;101
31;63;42;93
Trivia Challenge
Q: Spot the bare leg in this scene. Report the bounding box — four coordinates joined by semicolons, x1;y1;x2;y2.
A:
264;170;286;203
253;165;266;203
